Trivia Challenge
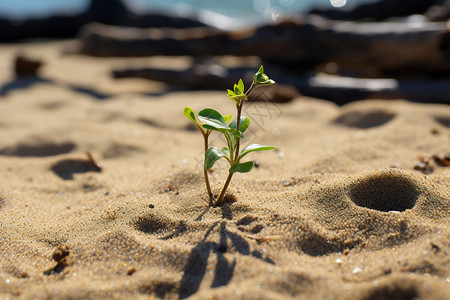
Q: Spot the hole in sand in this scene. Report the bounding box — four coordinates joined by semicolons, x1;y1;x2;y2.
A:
133;214;177;235
434;115;450;128
364;283;418;300
333;109;396;129
350;171;419;212
102;142;143;159
0;141;76;157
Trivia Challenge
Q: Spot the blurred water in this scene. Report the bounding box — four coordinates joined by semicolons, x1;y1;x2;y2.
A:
0;0;375;28
0;0;89;17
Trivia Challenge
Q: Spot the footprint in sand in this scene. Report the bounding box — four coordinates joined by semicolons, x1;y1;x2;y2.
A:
101;142;144;159
0;140;76;157
289;169;447;256
132;214;180;236
433;114;450;128
332;109;396;129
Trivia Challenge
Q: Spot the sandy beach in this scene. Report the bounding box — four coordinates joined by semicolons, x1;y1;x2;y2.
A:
0;40;449;299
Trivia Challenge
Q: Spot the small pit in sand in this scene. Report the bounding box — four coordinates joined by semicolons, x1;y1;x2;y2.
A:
333;109;396;129
349;170;419;212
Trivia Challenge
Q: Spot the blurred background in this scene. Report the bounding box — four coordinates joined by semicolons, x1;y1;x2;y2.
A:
1;0;449;104
0;0;375;29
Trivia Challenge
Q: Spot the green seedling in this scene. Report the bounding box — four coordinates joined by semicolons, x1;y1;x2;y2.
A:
184;66;276;206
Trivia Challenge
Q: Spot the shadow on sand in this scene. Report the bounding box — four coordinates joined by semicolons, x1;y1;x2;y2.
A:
178;206;275;298
0;75;111;100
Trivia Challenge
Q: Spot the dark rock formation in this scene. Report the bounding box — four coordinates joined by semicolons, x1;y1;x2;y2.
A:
0;0;208;42
113;63;299;103
80;17;450;78
111;63;450;104
308;0;442;21
83;0;208;29
426;0;450;21
295;75;450;104
14;55;43;77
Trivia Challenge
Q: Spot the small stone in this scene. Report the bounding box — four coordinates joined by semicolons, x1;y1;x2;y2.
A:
126;266;136;276
52;245;70;262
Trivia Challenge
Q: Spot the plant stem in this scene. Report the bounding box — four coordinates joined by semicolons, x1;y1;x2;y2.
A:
214;172;233;206
203;132;214;205
215;83;256;206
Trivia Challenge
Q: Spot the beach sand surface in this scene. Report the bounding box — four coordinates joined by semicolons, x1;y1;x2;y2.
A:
0;41;449;299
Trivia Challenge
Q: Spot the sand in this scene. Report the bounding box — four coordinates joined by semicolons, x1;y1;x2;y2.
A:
0;40;449;299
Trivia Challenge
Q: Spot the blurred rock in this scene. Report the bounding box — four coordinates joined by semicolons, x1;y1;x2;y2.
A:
81;17;450;78
308;0;441;21
296;75;450;104
0;0;208;42
112;63;299;103
248;84;299;103
112;64;450;104
14;55;43;77
83;0;208;29
426;0;450;21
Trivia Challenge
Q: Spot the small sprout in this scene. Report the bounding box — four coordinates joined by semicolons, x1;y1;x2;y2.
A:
227;79;247;104
253;65;276;87
183;66;276;206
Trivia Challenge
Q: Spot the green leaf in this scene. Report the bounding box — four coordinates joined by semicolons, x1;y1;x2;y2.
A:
223;114;232;124
183;107;197;124
237;79;244;94
205;146;228;170
229;161;255;173
257;78;275;86
233;84;238;94
257;65;264;74
228;81;247;104
229;128;243;140
222;131;236;157
229;94;247;103
229;116;250;133
198;108;230;131
221;147;230;160
253;65;275;86
238;144;276;160
227;89;238;103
